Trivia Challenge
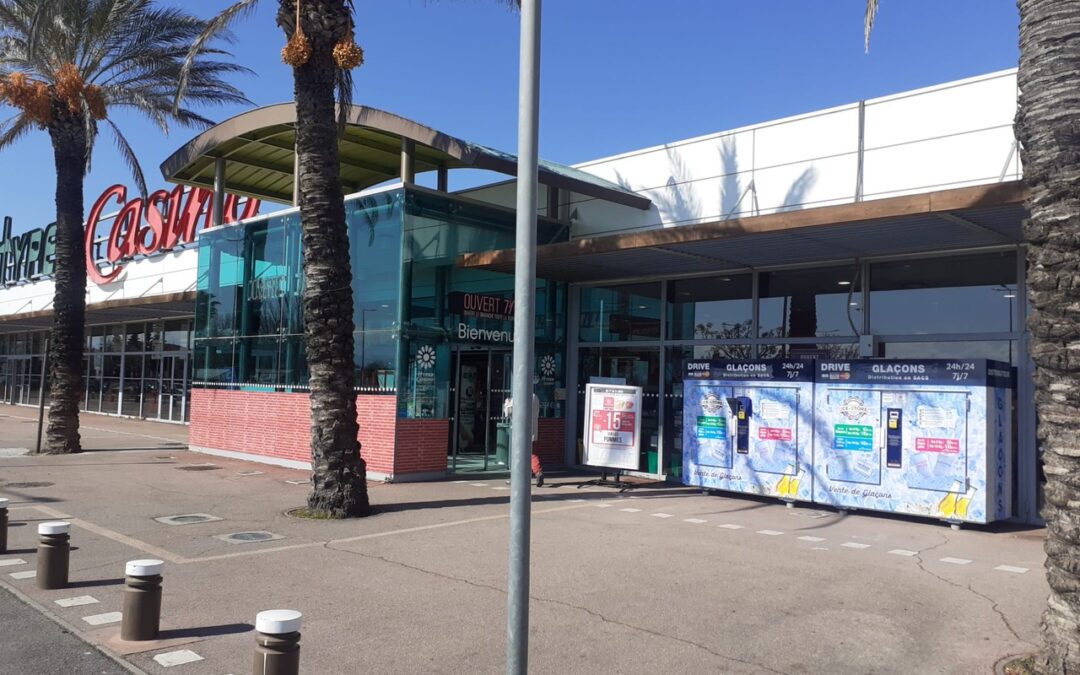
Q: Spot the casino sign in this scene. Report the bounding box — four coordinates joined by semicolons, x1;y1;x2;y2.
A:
0;183;260;287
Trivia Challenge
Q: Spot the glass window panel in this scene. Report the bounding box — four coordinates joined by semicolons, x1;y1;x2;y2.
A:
869;252;1017;335
757;343;859;359
124;323;145;352
350;194;402;333
193;339;235;384
101;378;121;414
87;326;104;353
579;283;662;342
279;336;308;387
667;275;753;340
104;324;124;352
882;340;1016;365
102;354;122;378
164;319;190;351
758;265;862;339
237;336;280;385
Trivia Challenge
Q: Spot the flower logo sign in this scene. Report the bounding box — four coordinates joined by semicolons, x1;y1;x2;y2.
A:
416;345;437;370
540;355;557;378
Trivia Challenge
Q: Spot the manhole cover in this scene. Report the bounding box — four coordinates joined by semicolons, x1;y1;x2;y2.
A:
154;513;223;526
174;465;221;472
3;482;53;489
214;531;284;545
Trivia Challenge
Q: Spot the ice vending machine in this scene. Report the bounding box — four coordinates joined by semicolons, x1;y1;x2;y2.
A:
682;360;815;502
812;359;1013;524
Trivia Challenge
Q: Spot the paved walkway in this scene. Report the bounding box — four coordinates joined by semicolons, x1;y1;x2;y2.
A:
0;406;1050;674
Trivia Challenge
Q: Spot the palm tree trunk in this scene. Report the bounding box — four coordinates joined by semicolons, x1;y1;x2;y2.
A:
283;0;369;517
42;116;87;455
1017;1;1080;672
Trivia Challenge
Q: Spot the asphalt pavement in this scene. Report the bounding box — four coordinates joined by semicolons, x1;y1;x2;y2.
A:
0;585;133;675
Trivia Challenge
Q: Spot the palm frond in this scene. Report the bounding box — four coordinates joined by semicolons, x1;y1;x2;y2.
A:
174;0;258;111
864;0;879;53
0;112;32;150
105;117;145;197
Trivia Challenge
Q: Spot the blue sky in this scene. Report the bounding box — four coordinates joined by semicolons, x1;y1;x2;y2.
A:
1;0;1019;234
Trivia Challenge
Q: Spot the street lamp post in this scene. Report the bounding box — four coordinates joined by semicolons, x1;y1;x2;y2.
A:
507;1;542;674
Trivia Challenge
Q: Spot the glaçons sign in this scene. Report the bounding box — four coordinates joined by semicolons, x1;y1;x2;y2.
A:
0;183;260;287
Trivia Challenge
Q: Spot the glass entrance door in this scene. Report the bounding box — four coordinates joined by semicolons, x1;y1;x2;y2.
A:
8;356;33;405
451;349;512;473
148;354;188;423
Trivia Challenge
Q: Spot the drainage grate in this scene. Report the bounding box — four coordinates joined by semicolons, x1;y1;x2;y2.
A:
174;465;220;472
154;513;223;526
214;531;284;545
3;482;53;489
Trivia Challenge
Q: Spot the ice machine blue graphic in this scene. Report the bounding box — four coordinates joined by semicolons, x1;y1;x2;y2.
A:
682;360;815;501
812;359;1013;524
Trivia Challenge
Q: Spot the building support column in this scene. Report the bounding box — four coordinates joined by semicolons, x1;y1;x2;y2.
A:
437;164;449;192
401;139;416;184
212;158;226;227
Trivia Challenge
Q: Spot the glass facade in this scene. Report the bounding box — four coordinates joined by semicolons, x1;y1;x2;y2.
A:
0;319;193;422
572;250;1024;478
194;187;567;473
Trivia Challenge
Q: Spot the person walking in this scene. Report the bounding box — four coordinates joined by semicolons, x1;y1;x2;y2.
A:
503;392;544;487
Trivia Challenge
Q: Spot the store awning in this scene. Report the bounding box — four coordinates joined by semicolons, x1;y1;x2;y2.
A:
160;103;650;210
0;293;196;333
458;182;1028;282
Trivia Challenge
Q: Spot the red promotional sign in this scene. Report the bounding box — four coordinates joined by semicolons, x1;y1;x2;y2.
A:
84;184;260;284
758;427;793;442
915;437;961;454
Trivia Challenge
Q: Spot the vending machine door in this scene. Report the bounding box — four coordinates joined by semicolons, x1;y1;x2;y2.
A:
824;389;882;485
903;391;969;493
745;386;800;476
684;385;734;469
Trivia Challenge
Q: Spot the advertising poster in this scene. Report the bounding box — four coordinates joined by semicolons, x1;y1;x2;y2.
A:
812;359;1013;524
583;383;642;471
682;360;815;501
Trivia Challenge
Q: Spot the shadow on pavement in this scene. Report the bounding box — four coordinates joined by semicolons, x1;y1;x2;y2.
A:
68;577;124;589
159;623;254;640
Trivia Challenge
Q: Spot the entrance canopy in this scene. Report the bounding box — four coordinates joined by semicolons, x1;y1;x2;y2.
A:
160;103;650;210
459;182;1027;282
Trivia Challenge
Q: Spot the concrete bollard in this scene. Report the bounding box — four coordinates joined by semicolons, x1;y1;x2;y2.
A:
36;521;70;590
253;609;302;675
0;498;8;554
121;559;164;641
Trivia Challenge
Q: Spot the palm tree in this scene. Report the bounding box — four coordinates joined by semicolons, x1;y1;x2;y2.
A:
868;2;1080;671
185;0;517;518
0;0;247;455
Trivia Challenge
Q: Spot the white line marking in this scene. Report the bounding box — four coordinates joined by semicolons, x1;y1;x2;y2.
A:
32;505;183;563
9;570;35;579
593;503;612;508
797;536;825;542
81;611;122;626
492;487;510;491
153;650;204;667
995;565;1029;574
841;542;871;550
651;513;674;519
284;479;307;485
940;557;972;565
236;470;264;476
683;518;707;524
470;483;489;488
55;595;98;608
620;508;641;513
718;524;744;530
812;547;830;551
568;499;585;503
888;549;919;557
756;530;784;536
452;480;469;484
0;559;26;567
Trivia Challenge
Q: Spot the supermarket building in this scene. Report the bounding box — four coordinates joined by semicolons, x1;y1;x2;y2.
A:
0;69;1040;522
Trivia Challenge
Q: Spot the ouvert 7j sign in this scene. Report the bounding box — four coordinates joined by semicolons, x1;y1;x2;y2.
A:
0;183;260;287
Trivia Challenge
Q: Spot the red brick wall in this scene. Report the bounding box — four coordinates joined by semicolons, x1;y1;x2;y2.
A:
535;418;566;468
395;419;450;475
357;394;397;475
190;389;398;475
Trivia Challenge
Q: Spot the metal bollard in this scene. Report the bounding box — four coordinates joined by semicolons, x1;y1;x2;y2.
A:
121;559;164;641
0;498;8;554
36;521;70;589
253;609;302;675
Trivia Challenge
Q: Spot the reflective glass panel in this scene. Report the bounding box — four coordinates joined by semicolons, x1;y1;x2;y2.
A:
579;283;662;342
667;274;753;340
758;265;862;338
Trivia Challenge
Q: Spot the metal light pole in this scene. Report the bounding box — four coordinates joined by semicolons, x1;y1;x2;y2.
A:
507;1;541;673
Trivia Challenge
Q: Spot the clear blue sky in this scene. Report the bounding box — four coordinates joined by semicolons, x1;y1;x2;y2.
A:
1;0;1019;234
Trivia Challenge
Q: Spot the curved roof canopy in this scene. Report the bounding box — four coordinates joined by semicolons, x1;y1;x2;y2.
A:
160;103;650;209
